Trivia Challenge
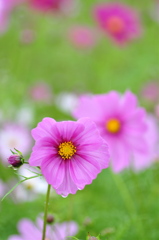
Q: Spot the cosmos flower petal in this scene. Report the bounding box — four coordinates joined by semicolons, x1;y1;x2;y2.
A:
56;121;85;141
17;219;41;239
78;142;110;170
29;117;110;195
69;156;95;188
74;118;104;149
56;162;78;197
31;117;56;140
41;157;65;189
53;221;79;240
8;236;23;240
73;91;158;172
111;141;130;172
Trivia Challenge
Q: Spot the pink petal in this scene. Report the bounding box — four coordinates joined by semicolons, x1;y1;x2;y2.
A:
31;117;56;140
41;157;65;188
56;162;78;197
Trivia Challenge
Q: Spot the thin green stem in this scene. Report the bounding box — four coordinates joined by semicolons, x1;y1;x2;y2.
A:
42;184;51;240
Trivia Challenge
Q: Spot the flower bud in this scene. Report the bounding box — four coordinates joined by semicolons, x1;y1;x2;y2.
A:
47;214;55;224
8;155;23;168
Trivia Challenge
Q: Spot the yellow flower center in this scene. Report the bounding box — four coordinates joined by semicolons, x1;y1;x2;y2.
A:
58;141;76;160
106;119;121;133
106;16;125;34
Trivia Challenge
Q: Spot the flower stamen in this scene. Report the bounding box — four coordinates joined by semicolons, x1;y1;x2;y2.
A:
58;141;76;160
106;16;125;33
106;119;121;133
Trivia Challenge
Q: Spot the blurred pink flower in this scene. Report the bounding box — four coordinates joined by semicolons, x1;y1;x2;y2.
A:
68;26;98;49
8;218;78;240
132;115;159;171
29;117;109;197
141;81;159;102
0;123;32;164
72;91;158;172
29;82;53;103
93;2;142;45
29;0;72;13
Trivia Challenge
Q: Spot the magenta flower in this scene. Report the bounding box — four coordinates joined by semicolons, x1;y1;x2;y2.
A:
29;82;53;103
8;218;78;240
29;0;72;13
72;91;158;172
0;123;32;164
68;26;98;49
29;117;109;197
93;2;142;45
141;81;159;102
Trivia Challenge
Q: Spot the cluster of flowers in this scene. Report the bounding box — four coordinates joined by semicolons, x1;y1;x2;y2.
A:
7;90;158;198
8;217;79;240
1;0;157;47
3;90;159;239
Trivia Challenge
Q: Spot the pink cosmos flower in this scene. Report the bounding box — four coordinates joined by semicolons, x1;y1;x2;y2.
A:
29;82;53;103
29;0;72;13
93;2;142;45
29;117;109;197
141;81;159;102
72;91;158;172
8;218;78;240
68;26;98;49
0;123;32;164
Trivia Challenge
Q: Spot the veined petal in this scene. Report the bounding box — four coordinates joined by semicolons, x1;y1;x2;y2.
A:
31;117;56;140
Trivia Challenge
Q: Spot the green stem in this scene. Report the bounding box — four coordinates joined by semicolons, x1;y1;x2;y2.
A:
42;184;51;240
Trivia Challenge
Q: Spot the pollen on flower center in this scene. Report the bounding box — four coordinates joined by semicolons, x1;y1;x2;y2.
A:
58;141;76;160
106;16;125;33
106;119;121;133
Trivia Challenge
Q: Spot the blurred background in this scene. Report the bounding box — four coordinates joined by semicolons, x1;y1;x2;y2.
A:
0;0;159;239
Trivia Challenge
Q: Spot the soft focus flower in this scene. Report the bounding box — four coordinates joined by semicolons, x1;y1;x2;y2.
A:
18;165;48;195
141;81;159;102
93;2;142;45
29;82;53;103
72;91;158;172
29;0;72;13
68;26;98;49
8;218;78;240
55;92;78;114
0;123;32;164
29;117;109;197
132;115;159;171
